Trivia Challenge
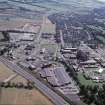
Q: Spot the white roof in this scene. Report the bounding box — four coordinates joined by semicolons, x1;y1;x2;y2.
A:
98;68;103;73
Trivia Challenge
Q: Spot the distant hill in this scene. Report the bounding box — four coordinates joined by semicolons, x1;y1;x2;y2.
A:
2;0;105;12
0;0;105;19
16;0;105;13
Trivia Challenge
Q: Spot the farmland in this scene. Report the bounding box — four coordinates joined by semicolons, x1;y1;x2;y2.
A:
0;62;54;105
0;88;54;105
0;62;15;82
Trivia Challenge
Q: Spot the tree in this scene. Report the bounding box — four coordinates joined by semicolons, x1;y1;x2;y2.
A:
76;50;89;61
79;85;86;95
27;82;34;90
95;88;105;105
4;82;11;88
0;82;5;87
11;82;16;88
2;31;10;41
92;85;99;94
16;82;24;88
102;84;105;91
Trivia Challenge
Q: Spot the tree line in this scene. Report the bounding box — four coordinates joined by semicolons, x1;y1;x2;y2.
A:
79;84;105;105
0;81;34;90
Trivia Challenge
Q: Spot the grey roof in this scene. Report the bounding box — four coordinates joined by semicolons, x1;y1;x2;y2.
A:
54;67;71;86
44;68;55;77
39;70;46;78
47;77;58;86
41;66;72;86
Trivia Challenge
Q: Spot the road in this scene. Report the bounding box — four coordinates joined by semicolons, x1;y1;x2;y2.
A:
30;15;46;57
59;30;65;47
0;56;69;105
86;30;91;40
36;15;46;42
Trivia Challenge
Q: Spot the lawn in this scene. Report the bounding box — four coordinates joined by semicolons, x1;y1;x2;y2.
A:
40;39;58;54
77;73;103;87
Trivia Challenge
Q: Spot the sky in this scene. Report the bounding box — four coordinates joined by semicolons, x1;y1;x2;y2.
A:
98;0;105;2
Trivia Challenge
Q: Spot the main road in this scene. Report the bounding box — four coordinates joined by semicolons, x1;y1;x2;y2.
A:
31;14;46;57
0;56;69;105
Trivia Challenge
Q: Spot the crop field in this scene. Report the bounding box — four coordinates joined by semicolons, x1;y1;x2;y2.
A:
7;0;47;12
0;61;28;84
0;19;41;31
10;75;27;85
0;62;54;105
42;23;56;34
0;88;54;105
0;62;15;82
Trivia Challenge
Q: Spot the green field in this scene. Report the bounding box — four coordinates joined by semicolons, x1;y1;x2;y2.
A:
96;35;105;44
